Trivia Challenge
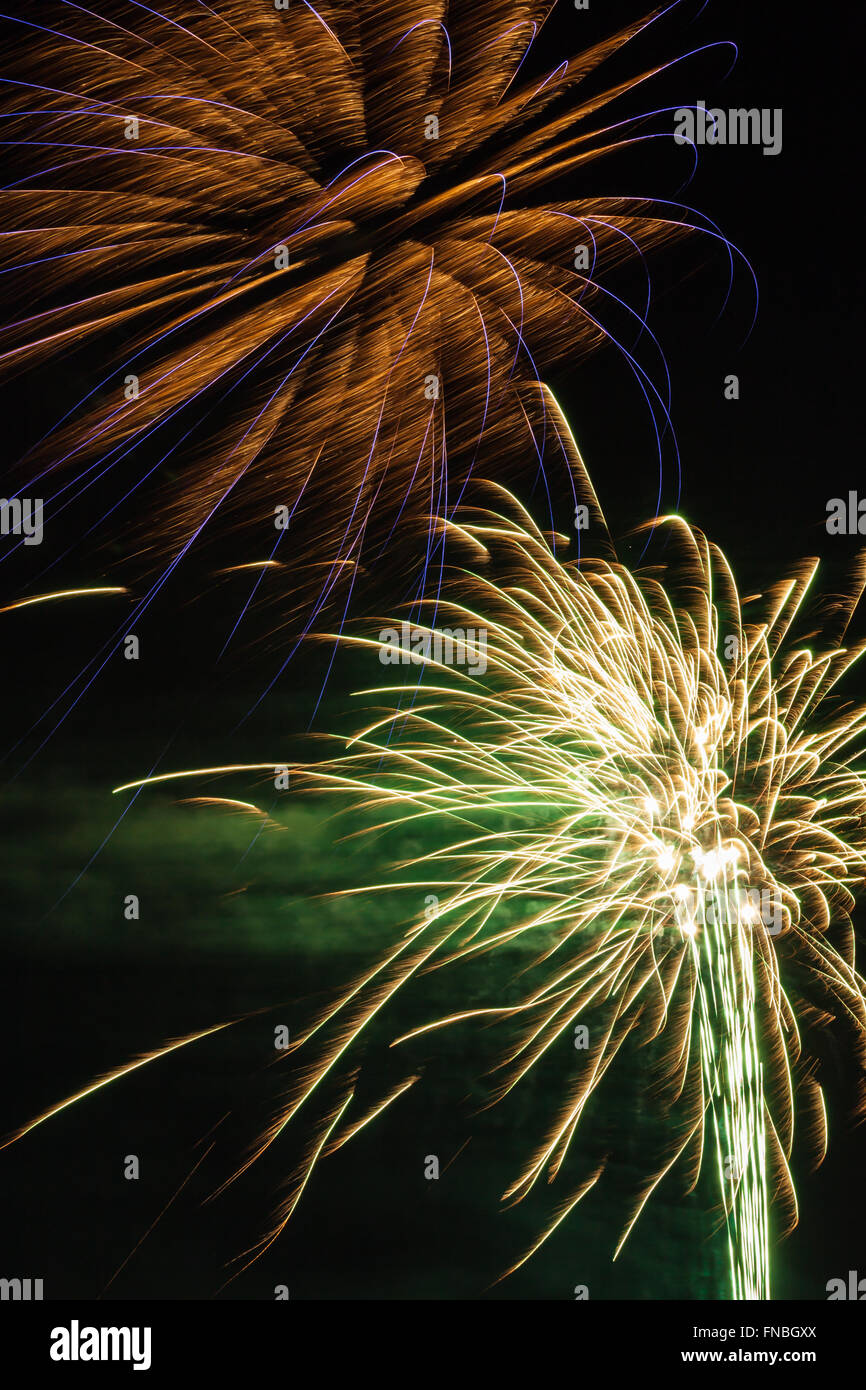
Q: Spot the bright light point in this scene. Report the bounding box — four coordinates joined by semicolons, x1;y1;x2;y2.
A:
657;849;675;873
700;851;722;878
644;796;659;818
674;884;691;901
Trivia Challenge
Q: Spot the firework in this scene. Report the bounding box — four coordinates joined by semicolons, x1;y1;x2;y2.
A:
273;466;866;1295
2;0;713;633
79;405;866;1295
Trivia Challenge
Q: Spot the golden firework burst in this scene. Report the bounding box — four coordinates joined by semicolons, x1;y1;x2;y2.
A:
3;1;717;628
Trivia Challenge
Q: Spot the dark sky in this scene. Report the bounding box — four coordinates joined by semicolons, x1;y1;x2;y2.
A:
1;0;864;1304
533;2;862;572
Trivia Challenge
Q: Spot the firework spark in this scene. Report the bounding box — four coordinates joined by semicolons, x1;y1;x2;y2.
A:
81;431;866;1294
0;585;126;613
273;475;866;1296
2;0;719;635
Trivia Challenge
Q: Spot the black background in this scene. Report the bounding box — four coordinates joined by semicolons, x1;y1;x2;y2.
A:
1;0;864;1303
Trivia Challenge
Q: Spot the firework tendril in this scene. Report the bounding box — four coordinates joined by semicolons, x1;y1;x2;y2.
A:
3;0;716;630
9;421;866;1294
281;461;866;1296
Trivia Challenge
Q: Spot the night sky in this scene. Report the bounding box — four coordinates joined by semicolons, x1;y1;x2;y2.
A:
1;0;864;1304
